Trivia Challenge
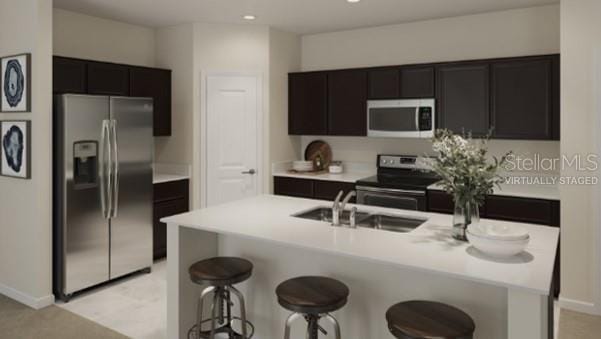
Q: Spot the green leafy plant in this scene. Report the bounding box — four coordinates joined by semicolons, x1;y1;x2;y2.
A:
429;129;511;208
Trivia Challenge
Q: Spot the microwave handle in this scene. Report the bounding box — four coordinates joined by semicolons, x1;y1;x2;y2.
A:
415;106;420;131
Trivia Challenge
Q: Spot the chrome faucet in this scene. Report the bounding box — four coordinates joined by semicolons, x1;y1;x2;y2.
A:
332;190;344;226
331;190;357;227
340;191;356;212
349;206;357;228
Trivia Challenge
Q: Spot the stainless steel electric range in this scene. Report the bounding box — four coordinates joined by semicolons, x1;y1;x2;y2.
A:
356;154;440;211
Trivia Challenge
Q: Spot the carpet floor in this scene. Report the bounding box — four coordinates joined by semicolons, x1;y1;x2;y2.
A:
0;294;128;339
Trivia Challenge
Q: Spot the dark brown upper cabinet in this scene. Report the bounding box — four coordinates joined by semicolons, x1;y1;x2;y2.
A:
491;55;559;140
436;62;490;137
400;66;435;98
328;69;368;136
130;67;172;137
368;67;400;99
87;61;130;96
289;72;328;135
53;56;87;94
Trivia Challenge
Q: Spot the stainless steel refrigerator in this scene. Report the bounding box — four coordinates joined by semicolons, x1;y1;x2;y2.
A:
54;94;153;301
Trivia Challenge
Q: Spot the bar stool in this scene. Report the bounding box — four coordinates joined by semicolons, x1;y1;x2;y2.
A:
276;276;349;339
188;257;255;339
386;300;475;339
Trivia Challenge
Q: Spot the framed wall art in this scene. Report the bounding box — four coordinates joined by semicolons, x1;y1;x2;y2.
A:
1;120;31;179
1;53;31;112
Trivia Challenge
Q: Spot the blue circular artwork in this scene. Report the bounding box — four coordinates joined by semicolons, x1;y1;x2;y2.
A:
3;59;25;108
3;125;24;172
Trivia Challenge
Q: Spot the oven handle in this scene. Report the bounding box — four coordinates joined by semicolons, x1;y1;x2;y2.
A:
356;185;426;196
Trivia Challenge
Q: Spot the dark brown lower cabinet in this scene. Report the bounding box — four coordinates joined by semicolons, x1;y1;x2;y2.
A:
274;177;355;201
153;179;189;260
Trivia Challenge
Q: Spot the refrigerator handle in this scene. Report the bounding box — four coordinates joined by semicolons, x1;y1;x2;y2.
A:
100;120;111;219
110;119;120;218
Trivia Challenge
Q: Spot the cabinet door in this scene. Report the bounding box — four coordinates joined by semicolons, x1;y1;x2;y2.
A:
153;198;189;260
274;177;314;198
491;56;556;140
289;72;328;135
368;67;400;99
53;57;87;94
130;67;172;136
427;190;485;215
328;69;368;136
485;196;558;226
436;62;490;136
314;181;356;202
87;61;130;96
400;66;434;98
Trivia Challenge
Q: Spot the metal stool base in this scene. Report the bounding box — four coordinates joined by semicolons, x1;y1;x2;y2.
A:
284;312;341;339
190;285;254;339
187;317;255;339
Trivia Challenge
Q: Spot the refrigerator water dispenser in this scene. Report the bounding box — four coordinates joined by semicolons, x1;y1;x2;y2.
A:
73;141;98;188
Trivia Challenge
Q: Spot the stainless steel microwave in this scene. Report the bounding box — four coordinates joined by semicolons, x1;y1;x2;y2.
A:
367;98;435;138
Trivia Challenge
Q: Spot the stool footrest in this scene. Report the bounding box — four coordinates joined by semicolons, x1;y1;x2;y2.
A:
187;317;255;339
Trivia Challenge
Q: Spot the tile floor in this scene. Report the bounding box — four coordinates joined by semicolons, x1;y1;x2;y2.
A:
58;260;167;339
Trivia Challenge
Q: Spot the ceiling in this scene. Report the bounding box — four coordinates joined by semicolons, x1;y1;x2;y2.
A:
53;0;558;35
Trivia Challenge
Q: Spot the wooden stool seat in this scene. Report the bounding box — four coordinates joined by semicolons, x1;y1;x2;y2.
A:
189;256;253;286
276;276;349;314
386;300;475;339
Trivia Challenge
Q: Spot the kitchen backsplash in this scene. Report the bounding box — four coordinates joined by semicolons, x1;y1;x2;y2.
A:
300;136;561;175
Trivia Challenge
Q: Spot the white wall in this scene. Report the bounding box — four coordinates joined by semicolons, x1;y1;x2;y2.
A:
154;24;195;166
559;0;601;315
53;8;156;66
302;5;559;70
268;28;302;192
0;0;53;308
300;5;560;171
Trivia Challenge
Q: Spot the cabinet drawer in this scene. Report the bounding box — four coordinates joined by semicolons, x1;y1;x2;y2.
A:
314;181;356;202
485;195;558;226
274;177;314;198
153;179;189;203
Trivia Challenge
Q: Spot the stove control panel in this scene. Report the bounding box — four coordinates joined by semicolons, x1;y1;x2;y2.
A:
378;155;418;169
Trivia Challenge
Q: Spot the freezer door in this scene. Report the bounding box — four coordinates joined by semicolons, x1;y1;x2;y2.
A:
109;97;153;279
57;94;111;294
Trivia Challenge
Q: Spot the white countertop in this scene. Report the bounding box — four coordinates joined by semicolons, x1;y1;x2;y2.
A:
272;170;372;183
153;173;190;184
427;183;560;201
163;194;559;295
272;161;374;183
153;163;191;184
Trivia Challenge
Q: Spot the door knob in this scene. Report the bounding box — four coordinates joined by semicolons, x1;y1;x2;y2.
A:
242;169;256;175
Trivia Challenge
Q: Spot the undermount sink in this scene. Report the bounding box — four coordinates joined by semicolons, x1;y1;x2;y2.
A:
356;213;426;233
292;207;370;224
292;207;427;233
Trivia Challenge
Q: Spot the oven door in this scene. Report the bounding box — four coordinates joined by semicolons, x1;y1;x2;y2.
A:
356;186;427;211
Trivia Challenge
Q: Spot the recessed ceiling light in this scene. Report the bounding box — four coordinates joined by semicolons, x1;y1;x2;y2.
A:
243;15;256;20
347;0;361;3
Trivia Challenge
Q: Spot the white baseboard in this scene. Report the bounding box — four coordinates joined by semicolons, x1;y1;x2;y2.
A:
0;283;54;309
559;296;601;315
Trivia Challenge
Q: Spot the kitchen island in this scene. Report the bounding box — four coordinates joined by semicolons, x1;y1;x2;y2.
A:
163;195;559;339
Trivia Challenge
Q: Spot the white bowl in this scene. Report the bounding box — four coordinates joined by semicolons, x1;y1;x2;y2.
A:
467;230;529;258
467;222;529;241
328;164;343;174
292;161;314;172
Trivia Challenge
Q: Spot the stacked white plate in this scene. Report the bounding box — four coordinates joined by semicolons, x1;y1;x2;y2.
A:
466;223;530;258
292;161;314;172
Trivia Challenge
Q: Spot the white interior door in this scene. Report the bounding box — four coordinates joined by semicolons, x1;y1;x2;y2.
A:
207;74;261;206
